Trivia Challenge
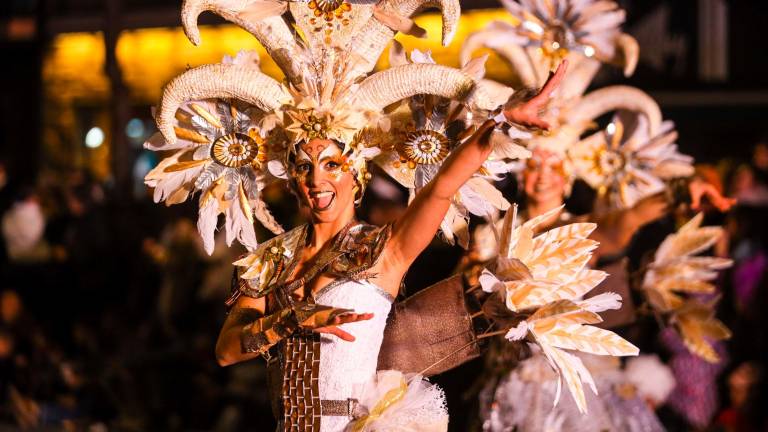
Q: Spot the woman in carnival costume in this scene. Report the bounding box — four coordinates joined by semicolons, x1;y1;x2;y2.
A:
139;1;601;430
461;1;735;431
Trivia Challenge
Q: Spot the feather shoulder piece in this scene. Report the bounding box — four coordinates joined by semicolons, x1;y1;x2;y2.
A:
233;224;308;299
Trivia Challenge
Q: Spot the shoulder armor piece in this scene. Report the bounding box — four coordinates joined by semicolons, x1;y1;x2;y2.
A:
233;225;308;299
329;223;392;278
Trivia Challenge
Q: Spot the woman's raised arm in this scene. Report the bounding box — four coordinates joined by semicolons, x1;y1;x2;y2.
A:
382;61;568;274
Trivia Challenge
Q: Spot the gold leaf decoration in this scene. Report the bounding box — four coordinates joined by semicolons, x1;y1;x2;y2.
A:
642;214;733;362
537;324;640;357
481;204;638;413
397;129;451;165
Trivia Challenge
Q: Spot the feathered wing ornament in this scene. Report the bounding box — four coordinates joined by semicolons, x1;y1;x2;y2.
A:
641;213;733;362
674;298;732;363
145;52;282;255
569;113;695;209
479;205;638;413
368;49;530;247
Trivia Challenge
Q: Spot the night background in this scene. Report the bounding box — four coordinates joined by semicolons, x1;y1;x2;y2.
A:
0;1;767;431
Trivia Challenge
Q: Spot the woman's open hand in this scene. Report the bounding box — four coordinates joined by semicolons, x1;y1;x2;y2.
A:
313;312;374;342
503;60;568;130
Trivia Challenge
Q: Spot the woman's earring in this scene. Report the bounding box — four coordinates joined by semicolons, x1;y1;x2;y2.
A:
353;184;363;207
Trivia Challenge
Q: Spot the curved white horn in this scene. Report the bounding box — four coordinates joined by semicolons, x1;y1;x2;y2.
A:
348;0;461;79
182;0;225;46
558;35;637;98
157;63;289;145
396;0;461;46
558;54;601;100
616;33;639;77
568;85;662;136
180;0;303;84
460;28;539;88
349;64;500;112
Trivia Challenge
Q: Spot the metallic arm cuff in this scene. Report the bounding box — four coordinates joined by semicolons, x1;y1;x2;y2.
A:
239;302;353;355
292;301;353;330
240;308;297;355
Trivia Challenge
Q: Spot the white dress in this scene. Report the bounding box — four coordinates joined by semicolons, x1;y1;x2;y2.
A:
314;279;394;432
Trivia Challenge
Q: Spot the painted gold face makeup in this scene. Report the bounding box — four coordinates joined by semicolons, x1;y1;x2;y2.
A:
293;141;346;183
523;149;568;205
524;153;567;178
292;138;356;223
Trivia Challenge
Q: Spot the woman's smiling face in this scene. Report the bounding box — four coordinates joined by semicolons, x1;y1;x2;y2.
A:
523;148;568;206
292;138;357;223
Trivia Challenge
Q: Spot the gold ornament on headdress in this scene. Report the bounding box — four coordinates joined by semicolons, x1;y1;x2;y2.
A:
145;95;282;255
284;109;331;142
306;1;353;45
397;130;451;165
569;115;694;209
211;132;266;168
314;0;345;13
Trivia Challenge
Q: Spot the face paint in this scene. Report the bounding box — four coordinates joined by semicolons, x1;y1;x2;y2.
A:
294;141;345;172
523;148;568;205
524;153;567;178
292;138;357;223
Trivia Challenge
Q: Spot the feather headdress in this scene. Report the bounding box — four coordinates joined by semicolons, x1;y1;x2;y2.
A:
462;0;671;208
461;0;638;99
145;0;528;252
365;48;531;247
479;205;639;413
569;113;695;209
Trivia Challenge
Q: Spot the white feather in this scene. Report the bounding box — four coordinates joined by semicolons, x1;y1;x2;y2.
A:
579;292;623;313
267;160;289;179
197;198;220;255
479;269;505;293
505;321;530;341
225;198;259;252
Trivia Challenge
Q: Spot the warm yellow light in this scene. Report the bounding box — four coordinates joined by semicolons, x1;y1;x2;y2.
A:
42;9;522;178
44;8;519;106
380;9;520;83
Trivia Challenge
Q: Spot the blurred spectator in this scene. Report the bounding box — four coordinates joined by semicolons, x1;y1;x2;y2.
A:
751;141;768;182
660;327;728;430
1;189;49;263
153;218;207;337
714;362;767;432
728;164;768;206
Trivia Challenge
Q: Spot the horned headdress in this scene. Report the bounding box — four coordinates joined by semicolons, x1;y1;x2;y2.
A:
461;0;694;208
145;0;532;253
